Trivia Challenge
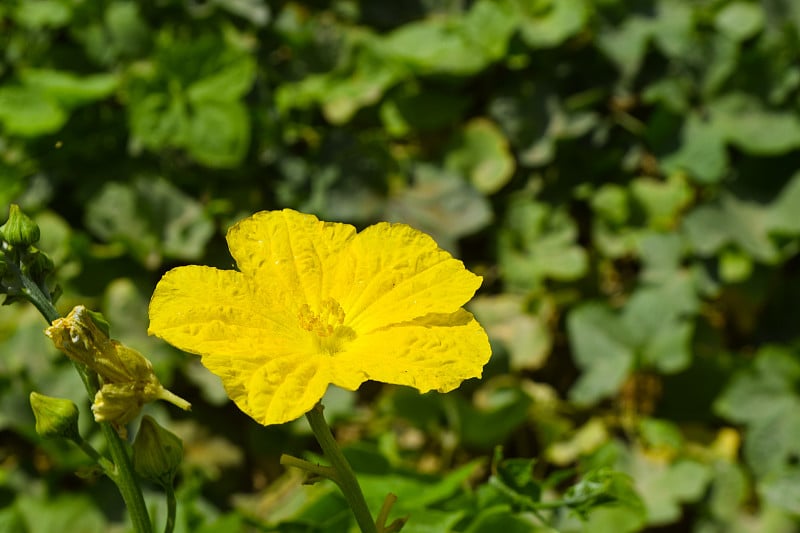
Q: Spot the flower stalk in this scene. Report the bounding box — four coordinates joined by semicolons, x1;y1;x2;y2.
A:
281;403;406;533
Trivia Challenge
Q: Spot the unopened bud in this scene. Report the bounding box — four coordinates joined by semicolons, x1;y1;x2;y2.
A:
133;415;183;487
30;392;80;440
26;248;55;280
1;204;40;247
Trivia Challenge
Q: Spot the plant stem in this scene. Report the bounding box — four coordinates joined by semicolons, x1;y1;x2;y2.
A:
73;435;115;473
103;422;153;533
23;278;153;533
305;404;378;533
164;483;177;533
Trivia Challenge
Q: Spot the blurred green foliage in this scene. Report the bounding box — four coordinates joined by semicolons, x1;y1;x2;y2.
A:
3;0;800;531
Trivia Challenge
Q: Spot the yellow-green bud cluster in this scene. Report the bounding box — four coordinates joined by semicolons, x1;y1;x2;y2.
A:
0;204;59;307
46;306;191;437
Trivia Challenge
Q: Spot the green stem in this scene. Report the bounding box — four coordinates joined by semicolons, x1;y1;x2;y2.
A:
103;422;153;533
164;483;176;533
18;270;59;323
305;404;378;533
280;454;338;481
22;277;153;533
73;435;115;473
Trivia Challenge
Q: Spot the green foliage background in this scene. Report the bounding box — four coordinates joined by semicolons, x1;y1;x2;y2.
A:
3;0;800;531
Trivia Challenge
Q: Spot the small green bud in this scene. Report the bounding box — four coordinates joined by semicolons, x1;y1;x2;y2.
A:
133;415;183;487
30;392;80;440
1;204;40;247
26;248;55;280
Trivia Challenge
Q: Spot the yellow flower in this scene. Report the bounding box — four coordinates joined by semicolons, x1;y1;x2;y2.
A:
148;209;491;426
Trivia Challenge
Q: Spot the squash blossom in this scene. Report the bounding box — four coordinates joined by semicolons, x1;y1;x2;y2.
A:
148;209;491;425
46;305;191;436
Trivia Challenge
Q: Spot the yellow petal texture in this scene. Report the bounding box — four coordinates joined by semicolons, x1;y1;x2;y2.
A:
149;265;307;419
337;309;490;392
148;208;492;426
226;210;357;312
333;222;483;334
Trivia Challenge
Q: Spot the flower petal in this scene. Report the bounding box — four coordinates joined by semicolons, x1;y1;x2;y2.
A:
148;265;302;351
243;355;335;425
148;265;312;418
226;209;357;310
333;222;483;334
337;309;491;393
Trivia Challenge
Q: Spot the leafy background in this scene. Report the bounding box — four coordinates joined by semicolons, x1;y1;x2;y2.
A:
2;0;800;531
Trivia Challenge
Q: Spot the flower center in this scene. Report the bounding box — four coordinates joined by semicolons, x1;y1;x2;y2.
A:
298;298;354;355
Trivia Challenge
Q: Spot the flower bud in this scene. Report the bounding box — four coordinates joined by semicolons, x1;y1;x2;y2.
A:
1;204;40;247
133;415;183;487
30;392;80;440
26;248;55;280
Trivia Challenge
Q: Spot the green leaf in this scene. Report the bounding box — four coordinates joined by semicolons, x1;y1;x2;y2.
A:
760;469;800;515
0;505;25;533
445;118;516;195
639;418;684;452
496;458;540;501
490;82;596;167
186;101;250;168
195;513;246;533
469;294;553;371
633;457;711;525
85;177;214;268
358;460;482;513
598;0;693;80
565;468;644;519
580;506;646;533
498;196;587;290
547;418;609;465
464;506;539;533
629;175;693;229
277;48;406;124
708;461;748;520
683;192;779;263
129;93;189;151
591;184;630;225
456;385;532;450
621;277;698;372
715;2;764;41
378;0;516;75
16;493;106;533
766;170;800;235
715;347;800;478
0;87;66;136
513;0;590;49
711;93;800;155
658;112;728;184
13;0;72;28
386;165;492;253
380;89;469;137
186;53;257;103
20;69;118;107
104;1;151;58
567;303;635;406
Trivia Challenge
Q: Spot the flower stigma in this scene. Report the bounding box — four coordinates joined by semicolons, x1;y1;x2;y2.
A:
297;297;354;355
